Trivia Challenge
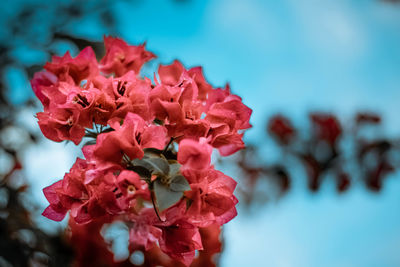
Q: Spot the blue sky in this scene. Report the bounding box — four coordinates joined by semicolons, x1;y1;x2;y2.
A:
8;0;400;266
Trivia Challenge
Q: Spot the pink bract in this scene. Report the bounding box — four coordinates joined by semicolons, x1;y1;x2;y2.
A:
33;36;252;266
178;138;213;171
100;36;156;77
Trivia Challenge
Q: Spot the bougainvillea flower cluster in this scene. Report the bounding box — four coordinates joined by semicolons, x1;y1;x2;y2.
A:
32;36;252;266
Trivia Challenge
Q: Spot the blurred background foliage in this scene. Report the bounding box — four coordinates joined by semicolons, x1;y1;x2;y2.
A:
1;0;400;266
228;111;400;206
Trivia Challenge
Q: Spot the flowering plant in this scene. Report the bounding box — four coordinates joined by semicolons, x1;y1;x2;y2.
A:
32;36;252;266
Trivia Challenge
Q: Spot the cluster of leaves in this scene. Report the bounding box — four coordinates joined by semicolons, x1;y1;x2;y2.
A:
128;147;191;213
233;112;400;205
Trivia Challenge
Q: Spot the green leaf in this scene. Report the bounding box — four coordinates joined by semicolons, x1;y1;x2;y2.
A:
153;179;183;211
82;139;96;147
143;148;163;156
84;130;98;138
153;118;164;125
127;165;151;180
168;162;181;176
133;157;170;176
100;127;114;134
170;175;190;192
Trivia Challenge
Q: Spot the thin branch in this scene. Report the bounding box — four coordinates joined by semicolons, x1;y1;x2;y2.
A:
150;191;164;222
162;137;174;156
